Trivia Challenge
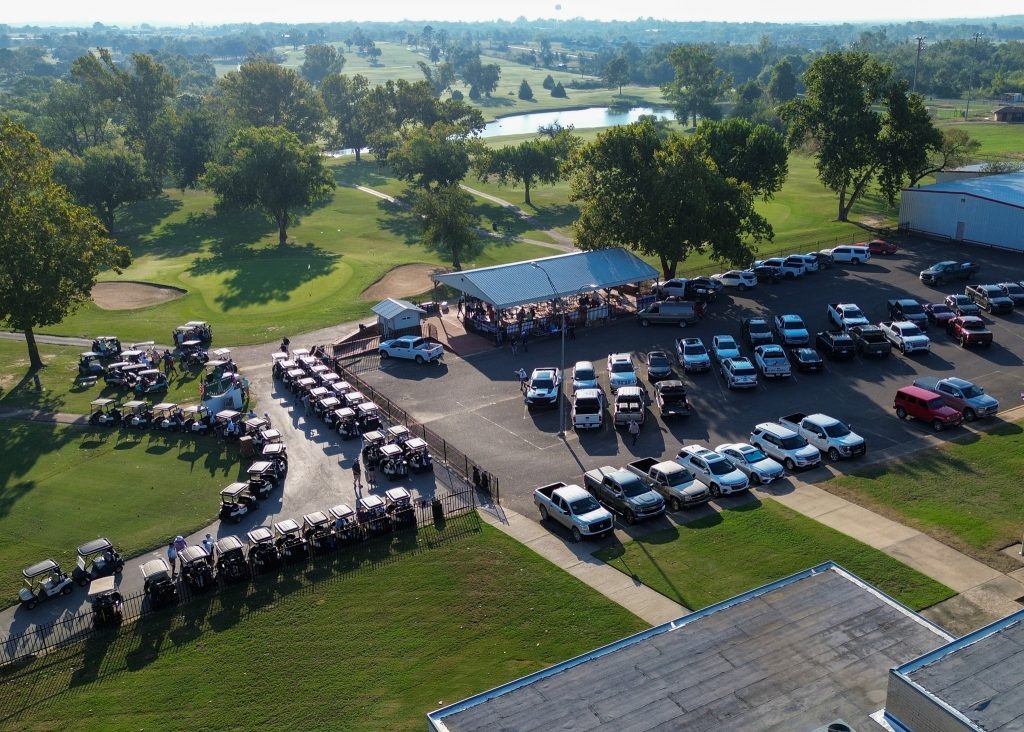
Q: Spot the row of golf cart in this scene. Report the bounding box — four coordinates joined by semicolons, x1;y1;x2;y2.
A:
361;425;433;480
19;538;125;619
218;443;290;523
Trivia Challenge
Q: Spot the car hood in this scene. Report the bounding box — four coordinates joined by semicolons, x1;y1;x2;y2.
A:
904;334;930;344
783;327;809;337
527;386;558;399
578;507;612;524
649;364;673;374
836;433;865;448
685;354;711;364
718;349;741;359
796;445;820;461
609;373;636;384
721;468;748;486
843;316;869;325
752;458;783;476
680;482;707;497
628;491;664;509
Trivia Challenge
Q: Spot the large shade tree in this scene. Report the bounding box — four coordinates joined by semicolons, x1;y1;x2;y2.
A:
412;184;481;271
320;73;372;163
201;126;335;246
662;44;731;127
53;142;156;233
216;60;326;143
472;128;580;206
0;119;130;369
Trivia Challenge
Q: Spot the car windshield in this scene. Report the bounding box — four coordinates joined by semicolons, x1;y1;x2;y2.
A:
1005;284;1024;295
845;307;863;318
620;478;648;498
785;318;805;329
902;303;924;315
780;435;808;449
718;338;737;350
569;496;601;514
823;422;851;438
575;367;595;381
610;361;633;373
750;322;770;333
684;344;706;356
708;458;733;476
961;385;983;398
744;449;767;463
532;378;553;390
649;355;669;368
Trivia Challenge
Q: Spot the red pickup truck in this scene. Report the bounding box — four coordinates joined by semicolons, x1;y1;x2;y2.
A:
946;316;993;348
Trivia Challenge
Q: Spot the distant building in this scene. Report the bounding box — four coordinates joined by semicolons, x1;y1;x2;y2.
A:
993;105;1024;123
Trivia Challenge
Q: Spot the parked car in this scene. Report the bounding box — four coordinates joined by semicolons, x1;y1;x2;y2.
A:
645;351;675;382
946;316;993;348
750;422;822;471
626;458;709;510
826;245;870;264
944;294;982;317
753;344;791;378
525;367;561;409
721;357;758;389
997;282;1024;307
755;257;804;279
636;300;699;328
816;331;856;360
912;377;999;421
654;380;691;418
571;361;599;393
752;264;783;283
378;335;443;364
675;445;750;497
790;347;824;372
654;278;688;298
715;443;785;485
894;385;963;431
572;389;604;430
827;303;869;331
712;270;758;290
711;335;741;362
778;412;866;461
583;467;666;525
786;254;818;274
924;302;956;327
808;250;834;269
534;483;614;542
606;353;638;393
965;284;1014;315
773;314;810;346
848;325;892;357
676;337;711;373
867;239;898;255
741;317;774;348
920;260;980;286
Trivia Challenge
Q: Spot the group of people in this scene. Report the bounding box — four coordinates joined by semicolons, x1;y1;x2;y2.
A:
166;533;219;576
351;456;375;492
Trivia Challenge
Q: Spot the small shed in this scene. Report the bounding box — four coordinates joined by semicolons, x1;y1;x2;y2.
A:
993;106;1024;123
372;298;426;338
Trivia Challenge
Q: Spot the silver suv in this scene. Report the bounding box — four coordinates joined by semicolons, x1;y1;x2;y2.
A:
675;445;749;497
749;422;821;471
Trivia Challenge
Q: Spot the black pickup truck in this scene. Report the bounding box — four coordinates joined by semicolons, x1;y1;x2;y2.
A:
886;299;928;328
919;261;980;286
582;467;665;525
848;325;892;357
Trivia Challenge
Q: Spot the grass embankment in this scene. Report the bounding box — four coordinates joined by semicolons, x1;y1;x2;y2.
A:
823;421;1024;572
0;419;239;598
0;521;647;732
595;500;953;611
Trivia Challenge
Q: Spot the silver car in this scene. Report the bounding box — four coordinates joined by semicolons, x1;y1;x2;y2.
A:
675;445;749;497
715;443;785;485
572;361;599;393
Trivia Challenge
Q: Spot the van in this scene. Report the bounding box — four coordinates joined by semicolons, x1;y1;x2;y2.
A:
613;386;645;427
572;389;604;430
827;246;871;265
637;301;698;328
894;385;963;431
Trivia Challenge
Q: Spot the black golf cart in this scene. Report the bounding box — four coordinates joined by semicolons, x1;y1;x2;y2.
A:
178;339;208;369
141;558;178;610
87;575;123;628
357;495;392;537
329;504;363;545
385;487;416;529
246;527;281;575
72;537;124;586
91;336;122;359
181;404;213;433
19;559;74;609
78;352;106;378
361;430;386;468
333;407;359;439
403;437;433;473
214;535;250;585
378;443;409;480
302;511;334;554
356;401;383;433
178;545;216;593
273;519;310;563
133;369;169;396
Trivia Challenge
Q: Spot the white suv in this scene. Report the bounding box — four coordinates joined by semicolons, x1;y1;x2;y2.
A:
826;246;871;265
749;422;821;471
675;445;750;497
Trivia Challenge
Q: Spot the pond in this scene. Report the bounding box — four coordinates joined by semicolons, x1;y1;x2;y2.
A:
481;106;676;138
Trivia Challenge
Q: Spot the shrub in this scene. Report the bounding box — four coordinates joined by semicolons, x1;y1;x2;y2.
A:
542;74;555;90
451;89;464;101
551;82;567;98
518;79;534;100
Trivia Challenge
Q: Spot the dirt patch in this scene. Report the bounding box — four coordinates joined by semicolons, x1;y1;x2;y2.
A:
91;281;186;310
361;264;442;301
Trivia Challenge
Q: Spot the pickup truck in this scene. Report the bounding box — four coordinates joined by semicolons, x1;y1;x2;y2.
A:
378;335;444;364
625;458;709;511
879;320;930;355
582;467;665;524
919;260;980;286
827;303;869;331
533;482;614;542
886;299;928;329
778;412;866;461
848;325;892;357
753;344;791;378
613;386;645;426
946;316;993;348
965;284;1014;315
654;380;691;418
912;377;999;421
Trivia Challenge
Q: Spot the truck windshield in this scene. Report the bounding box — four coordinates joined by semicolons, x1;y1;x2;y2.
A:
532;378;553;390
901;325;924;337
844;307;863;319
666;470;692;486
575;367;595;381
569;496;601;514
683;344;706;355
823;422;851;438
961;384;983;398
620;478;648;498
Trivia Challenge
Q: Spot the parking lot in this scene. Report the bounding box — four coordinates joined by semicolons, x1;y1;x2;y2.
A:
358;237;1024;520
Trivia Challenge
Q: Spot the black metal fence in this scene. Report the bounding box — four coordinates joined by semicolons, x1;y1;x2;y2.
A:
0;484;475;668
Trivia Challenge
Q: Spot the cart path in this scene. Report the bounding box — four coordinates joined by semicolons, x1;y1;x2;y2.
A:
459;184;577;252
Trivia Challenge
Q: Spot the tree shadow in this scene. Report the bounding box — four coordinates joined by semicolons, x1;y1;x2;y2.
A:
130;206;277;262
377;200;423;245
0;416;83;520
476;96;516;108
331;162;396;189
114;195;183;247
527;202;579;231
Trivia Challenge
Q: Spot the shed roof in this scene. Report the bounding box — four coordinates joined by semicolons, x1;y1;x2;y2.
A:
371;298;426;320
906;172;1024;207
429;563;952;732
433;249;659;309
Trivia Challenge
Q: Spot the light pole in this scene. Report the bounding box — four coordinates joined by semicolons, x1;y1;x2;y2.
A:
964;32;984;120
912;36;926;94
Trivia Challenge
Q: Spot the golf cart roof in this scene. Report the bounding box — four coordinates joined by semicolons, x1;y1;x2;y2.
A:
311;364;329;374
247;526;274;544
278;360;297;370
186;321;208;328
139;369;161;377
262;443;285;456
333;407;356;419
95;335;118;342
121;363;146;372
80;351;100;358
23;559;60;578
260;429;281;442
286;369;305;379
291;347;310;357
296;377;316;387
329;504;355;520
386;487;412;502
141;558;170;579
152;402;177;411
274;518;301;535
321;372;340;383
387;425;411;438
303;511;329;527
106;361;131;369
405;437;428;450
87;575;117;598
346;390;366;402
362;430;385;443
123;400;147;409
205;360;228;369
212;348;231;358
215;535;243;554
244;416;269;429
271;351;288;362
358;495;385;510
380;443;403;458
309;387;330;399
357;402;379;415
216;409;240;420
248;460;274;475
120;350;143;358
221;482;249;499
318;397;341;410
77;537;113;557
90;398;116;407
182;404;208;415
179;545;209;564
181;339;202;347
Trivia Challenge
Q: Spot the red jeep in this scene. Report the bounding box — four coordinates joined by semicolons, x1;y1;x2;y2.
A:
894;386;963;431
946;316;993;348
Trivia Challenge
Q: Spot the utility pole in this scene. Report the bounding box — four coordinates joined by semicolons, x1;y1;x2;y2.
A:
963;32;985;119
912;36;926;94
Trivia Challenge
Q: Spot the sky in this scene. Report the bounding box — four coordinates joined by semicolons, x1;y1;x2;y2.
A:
5;1;1018;27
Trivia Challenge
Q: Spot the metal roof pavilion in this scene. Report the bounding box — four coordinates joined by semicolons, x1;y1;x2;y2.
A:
433;249;659;310
906;172;1024;208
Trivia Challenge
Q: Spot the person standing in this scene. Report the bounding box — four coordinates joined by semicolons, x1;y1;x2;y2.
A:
167;542;178;577
352;459;362;490
517;367;529;394
510;335;518;356
365;460;376;488
202;533;215;556
628;419;640;446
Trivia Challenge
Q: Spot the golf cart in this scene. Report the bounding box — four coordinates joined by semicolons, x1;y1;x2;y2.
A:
211;347;231;362
181;404;213;433
72;537;124;586
319;371;341;389
214;535;250;585
119;349;145;365
385;487;416;529
284;368;306;389
343;390;366;410
123;400;153;429
178;545;215;593
315;395;341;420
220;482;257;523
379;443;409;481
308;385;330;405
333;407;359;439
133;369;168;396
78;352;106;378
259;428;282;445
243;415;271;438
361;430;386;468
173;322;211;346
246;527;281;575
18;559;74;609
88;576;123;628
293;376;316;396
178;340;208;369
386;425;411;446
88;398;122;426
141;558;178;610
261;442;288;475
151;402;179;430
309;363;331;382
403;437;433;474
329;504;363;545
106;362;146;388
329;380;353;400
302;512;334;554
356;402;383;433
215;409;243;440
357;495;392;537
91;336;122;359
247;460;282;500
273;519;310;563
291;347;310;359
271;352;291;379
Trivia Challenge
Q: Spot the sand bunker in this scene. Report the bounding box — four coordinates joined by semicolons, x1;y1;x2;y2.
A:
91;281;186;310
361;264;442;301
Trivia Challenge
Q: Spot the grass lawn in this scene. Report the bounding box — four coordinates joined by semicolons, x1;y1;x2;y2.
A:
0;520;647;731
822;421;1024;572
0;419;240;599
934;119;1024;159
595;500;953;611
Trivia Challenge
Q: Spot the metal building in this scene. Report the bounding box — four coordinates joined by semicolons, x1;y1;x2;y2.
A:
899;173;1024;252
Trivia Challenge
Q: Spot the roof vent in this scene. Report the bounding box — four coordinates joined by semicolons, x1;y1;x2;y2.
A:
808;721;857;732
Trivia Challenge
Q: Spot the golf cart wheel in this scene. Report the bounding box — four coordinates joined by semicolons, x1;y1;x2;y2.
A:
931;419;945;432
61;584;73;596
669;497;681;512
896;406;908;420
415;355;424;364
77;576;89;587
25;599;37;610
784;458;796;471
827;447;840;462
640;319;650;327
538;504;549;522
571;526;582;543
964;409;977;422
379;350;389;359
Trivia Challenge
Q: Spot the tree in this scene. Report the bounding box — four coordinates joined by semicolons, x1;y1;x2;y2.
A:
518;79;534;100
0;119;129;369
907;128;981;187
767;58;797;103
542;74;555;90
118;53;177;170
53;142;156;233
604;57;630;95
168;106;223;190
412;184;482;270
320;73;371;162
216;60;326;143
782;51;942;220
662;45;732;127
387;123;472;191
693;117;788;200
300;44;344;86
473;130;580;206
201;126;335;245
566;118;772;279
551;82;567;98
460;59;501;97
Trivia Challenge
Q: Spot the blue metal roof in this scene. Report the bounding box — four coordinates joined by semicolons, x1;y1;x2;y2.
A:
908;172;1024;207
432;249;659;309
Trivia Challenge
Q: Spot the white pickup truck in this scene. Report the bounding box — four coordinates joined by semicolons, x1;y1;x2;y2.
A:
378;335;444;364
778;412;866;461
533;482;614;542
827;303;869;331
879;321;930;355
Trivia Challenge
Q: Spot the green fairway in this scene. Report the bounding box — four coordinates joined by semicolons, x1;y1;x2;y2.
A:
595;500;953;611
0;521;647;732
0;419;239;599
823;421;1024;572
935;120;1024;159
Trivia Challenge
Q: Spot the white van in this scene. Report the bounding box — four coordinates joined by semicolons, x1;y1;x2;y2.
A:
572;389;604;430
826;245;871;265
